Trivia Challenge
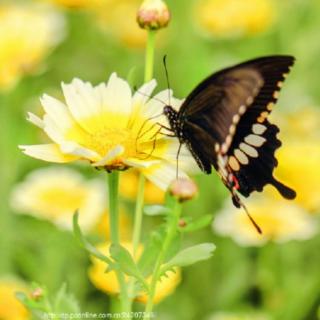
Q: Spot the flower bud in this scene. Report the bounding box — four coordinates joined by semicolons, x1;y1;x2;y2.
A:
169;178;198;202
137;0;170;30
30;287;43;300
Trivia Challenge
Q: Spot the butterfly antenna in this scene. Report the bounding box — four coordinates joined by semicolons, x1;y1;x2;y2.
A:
163;55;171;106
175;143;182;179
233;192;262;234
133;86;167;105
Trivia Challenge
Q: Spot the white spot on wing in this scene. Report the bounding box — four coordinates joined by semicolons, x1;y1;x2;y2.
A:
245;134;266;147
240;143;258;158
252;124;267;135
234;149;249;165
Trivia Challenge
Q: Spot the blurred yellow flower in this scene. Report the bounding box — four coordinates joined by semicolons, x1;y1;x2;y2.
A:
48;0;99;9
88;242;181;304
21;74;194;190
271;107;320;213
0;278;29;320
120;170;165;204
97;208;132;240
10;167;105;232
195;0;275;38
275;142;320;213
91;0;147;48
0;4;65;90
213;193;317;246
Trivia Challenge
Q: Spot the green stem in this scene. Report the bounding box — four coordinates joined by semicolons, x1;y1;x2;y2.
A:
132;175;145;257
108;172;130;315
144;30;156;82
143;200;182;318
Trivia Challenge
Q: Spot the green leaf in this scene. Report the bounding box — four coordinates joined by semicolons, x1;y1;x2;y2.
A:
161;243;216;272
109;244;149;291
144;205;171;216
53;283;80;313
179;214;213;233
73;212;113;266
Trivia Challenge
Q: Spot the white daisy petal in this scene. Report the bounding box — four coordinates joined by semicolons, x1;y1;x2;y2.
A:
92;145;125;167
27;112;44;128
132;79;157;107
123;158;160;168
143;162;189;191
40;94;76;133
19;144;78;163
60;141;100;161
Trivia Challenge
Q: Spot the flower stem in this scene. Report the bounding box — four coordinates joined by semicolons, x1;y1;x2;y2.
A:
143;199;182;318
132;174;145;257
144;30;156;82
108;171;130;315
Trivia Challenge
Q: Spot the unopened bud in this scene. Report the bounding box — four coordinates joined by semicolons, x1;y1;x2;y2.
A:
179;219;187;227
137;0;170;30
30;287;43;300
169;178;198;202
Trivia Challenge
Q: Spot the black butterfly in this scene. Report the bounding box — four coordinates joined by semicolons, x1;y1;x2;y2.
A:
163;56;296;231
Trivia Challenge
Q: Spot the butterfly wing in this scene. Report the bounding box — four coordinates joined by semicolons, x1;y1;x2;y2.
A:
179;55;296;198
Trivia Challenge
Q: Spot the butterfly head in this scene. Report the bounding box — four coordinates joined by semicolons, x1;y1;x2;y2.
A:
163;105;183;138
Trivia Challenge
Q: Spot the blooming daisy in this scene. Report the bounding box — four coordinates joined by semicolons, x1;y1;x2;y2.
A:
88;242;181;304
0;3;64;90
20;73;195;190
213;191;317;246
10;167;105;232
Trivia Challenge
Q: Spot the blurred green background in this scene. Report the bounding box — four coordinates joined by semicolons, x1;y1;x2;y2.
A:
1;0;320;319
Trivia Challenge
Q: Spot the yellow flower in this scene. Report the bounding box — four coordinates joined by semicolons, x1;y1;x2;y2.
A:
21;74;194;191
0;278;29;320
274;142;320;213
48;0;99;9
97;208;132;240
0;4;65;90
120;170;165;204
195;0;275;38
213;192;317;246
88;242;181;304
271;107;320;212
10;167;105;232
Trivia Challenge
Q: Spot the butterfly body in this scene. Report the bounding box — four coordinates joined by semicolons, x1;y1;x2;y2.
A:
163;56;297;206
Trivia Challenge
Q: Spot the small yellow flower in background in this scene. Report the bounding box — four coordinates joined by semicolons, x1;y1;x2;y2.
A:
120;170;165;204
47;0;99;9
0;4;65;90
21;74;195;191
213;193;317;246
10;167;105;233
272;107;320;213
89;242;181;304
274;142;320;213
277;106;320;142
97;208;132;240
195;0;275;38
0;278;29;320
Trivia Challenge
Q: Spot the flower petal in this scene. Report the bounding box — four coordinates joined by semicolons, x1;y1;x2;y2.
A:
27;112;44;128
19;144;78;163
143;162;189;191
60;141;100;161
92;145;125;167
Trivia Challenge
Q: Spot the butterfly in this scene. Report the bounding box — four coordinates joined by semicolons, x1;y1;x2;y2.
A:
163;55;297;232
